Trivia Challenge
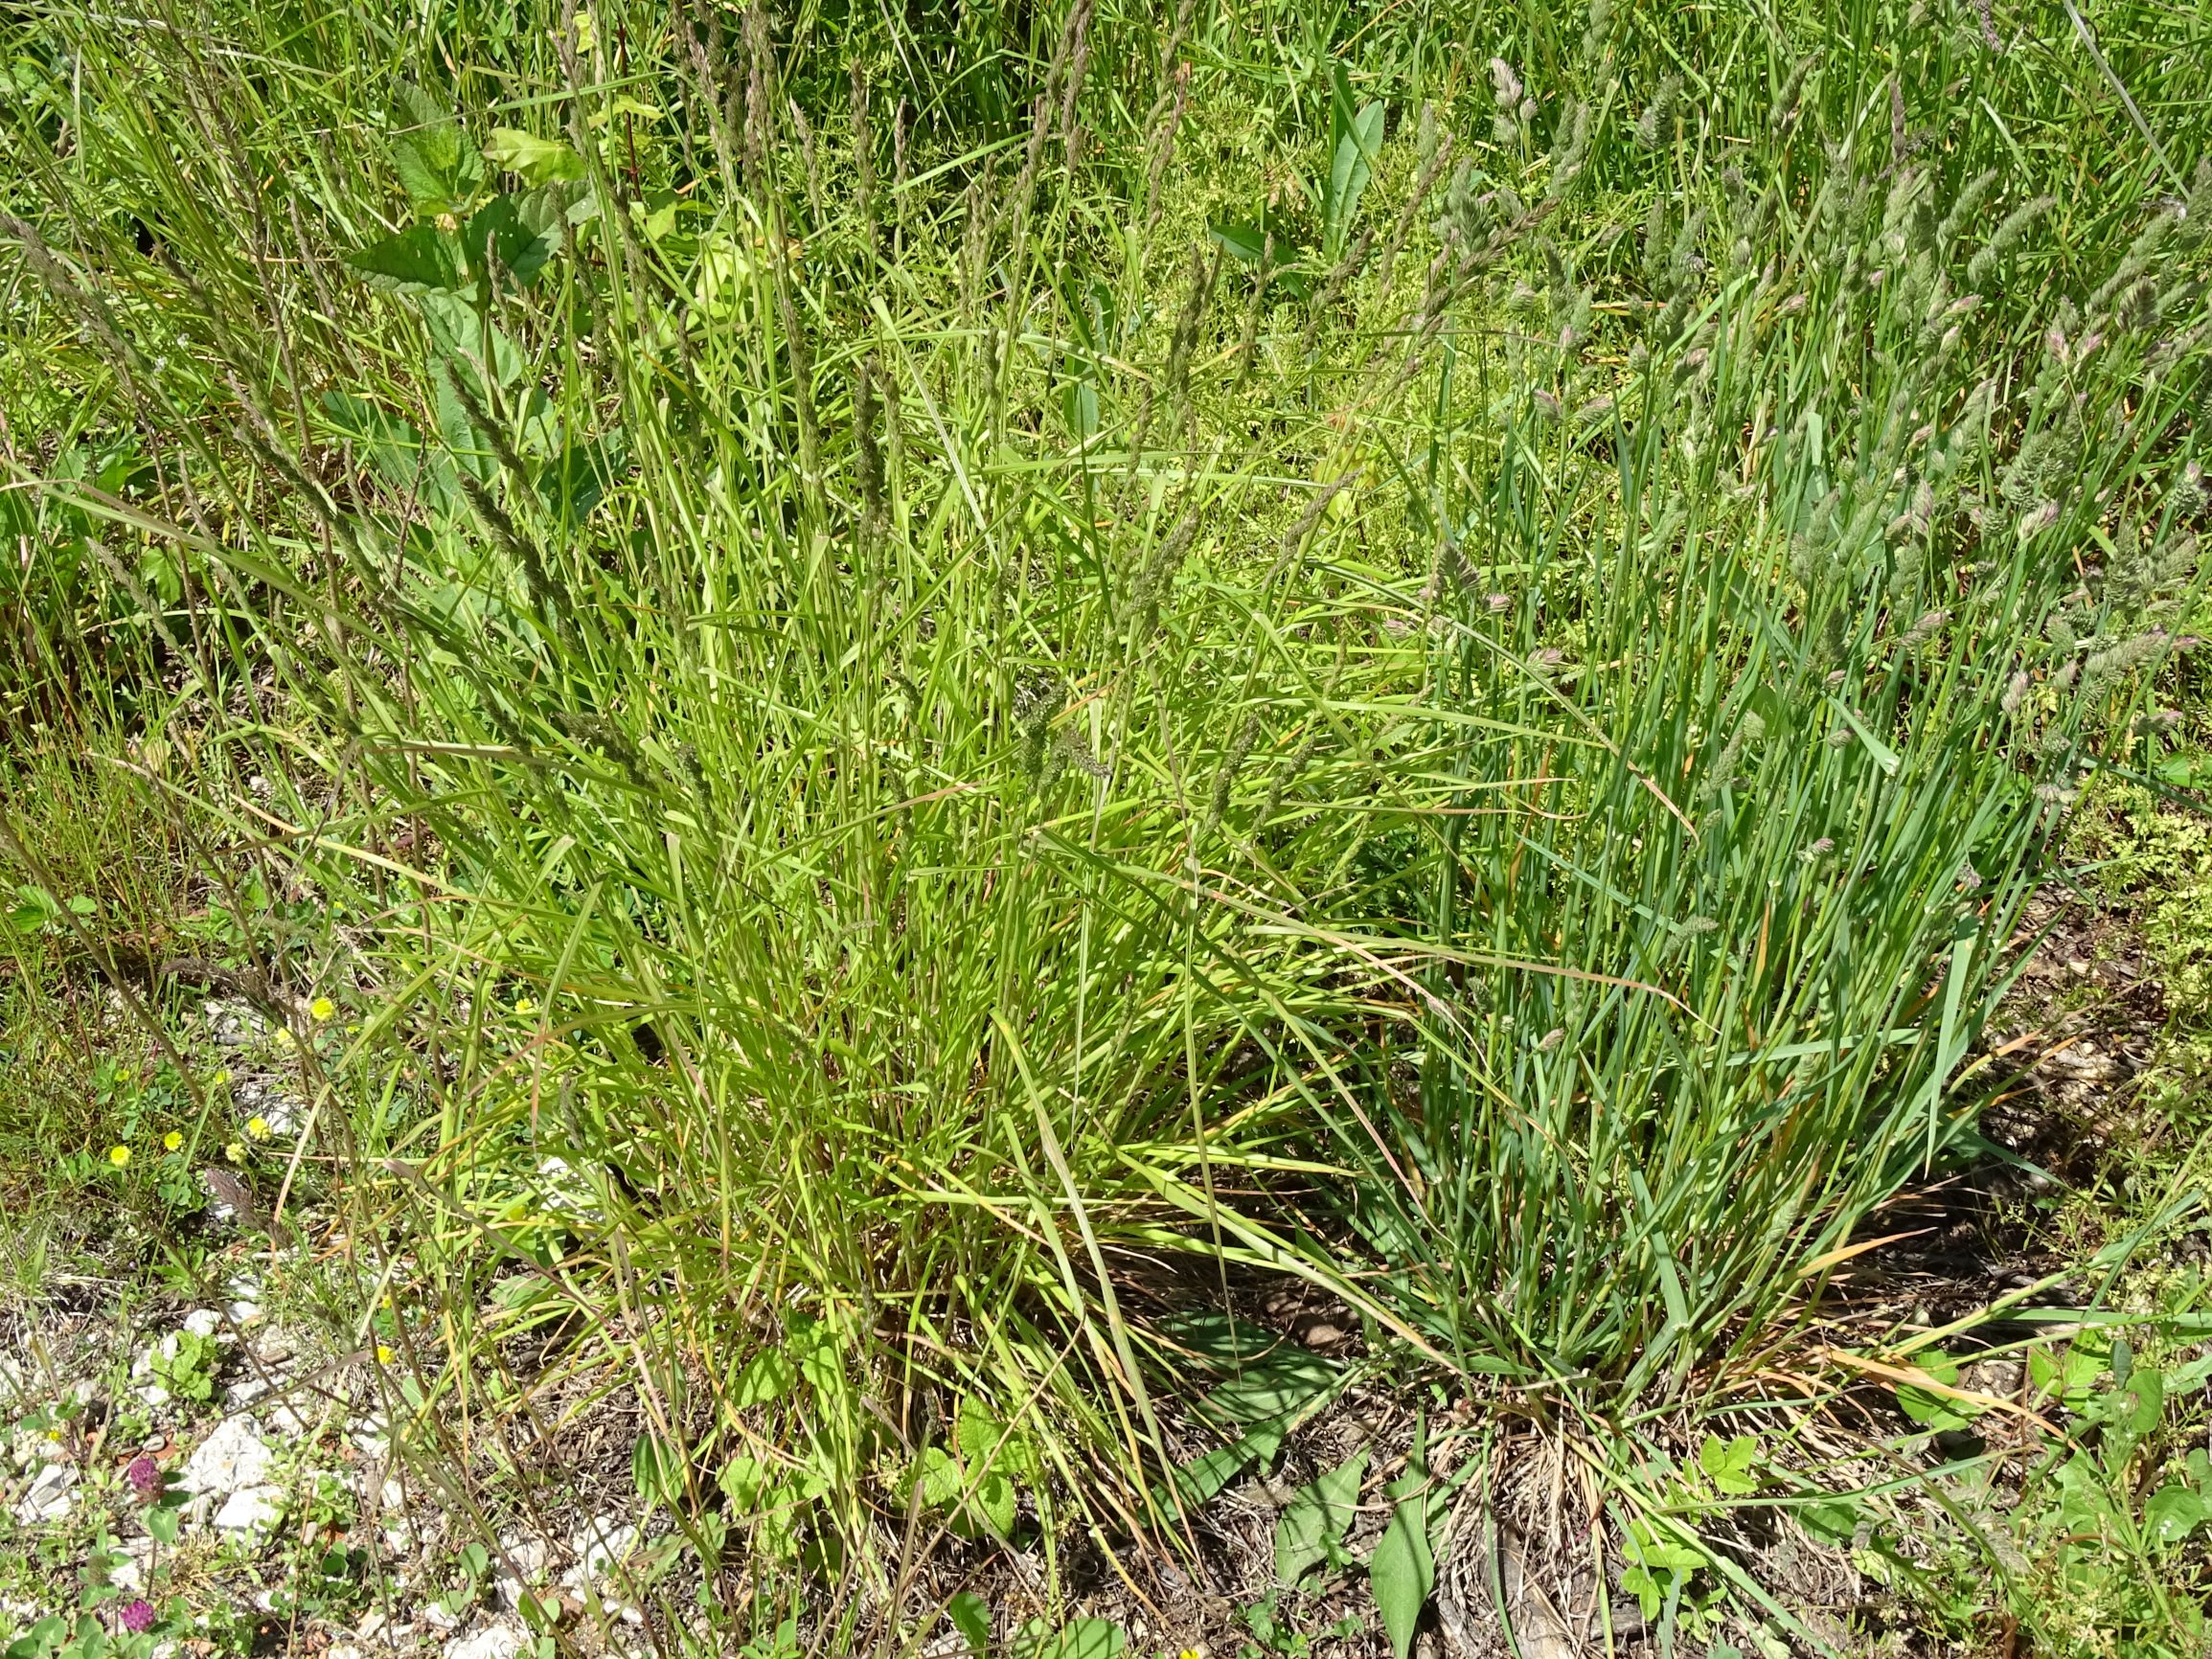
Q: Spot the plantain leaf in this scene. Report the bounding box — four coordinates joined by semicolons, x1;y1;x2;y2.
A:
1370;1472;1434;1659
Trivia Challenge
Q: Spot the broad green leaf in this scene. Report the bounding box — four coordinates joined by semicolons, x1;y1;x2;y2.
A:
323;390;449;506
792;1317;847;1400
1274;1448;1366;1584
1697;1433;1759;1495
2121;1365;2165;1435
420;290;528;392
484;127;586;186
2029;1332;2109;1410
347;224;463;292
1192;1344;1337;1430
1894;1352;1985;1430
1796;1495;1859;1544
947;1592;991;1656
910;1444;962;1508
970;1468;1017;1539
1626;1517;1705;1573
145;1499;182;1545
1370;1472;1434;1659
538;431;624;523
2145;1483;2206;1545
955;1394;1037;1480
1323;67;1385;259
718;1454;770;1511
1015;1618;1125;1659
463;195;556;288
391;82;485;215
1170;1411;1290;1507
1620;1565;1665;1623
10;883;59;934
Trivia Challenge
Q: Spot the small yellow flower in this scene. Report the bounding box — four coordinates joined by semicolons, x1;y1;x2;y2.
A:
309;996;336;1022
246;1116;271;1140
163;1131;183;1151
225;1142;246;1163
211;1068;231;1088
107;1145;131;1168
116;1067;133;1083
514;997;536;1017
376;1344;396;1365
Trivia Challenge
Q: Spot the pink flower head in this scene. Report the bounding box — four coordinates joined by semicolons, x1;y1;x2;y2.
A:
119;1600;156;1633
125;1454;163;1501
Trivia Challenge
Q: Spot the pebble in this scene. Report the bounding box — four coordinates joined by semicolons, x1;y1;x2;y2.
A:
564;1515;637;1583
11;1462;78;1525
213;1484;286;1537
179;1417;275;1495
445;1623;529;1659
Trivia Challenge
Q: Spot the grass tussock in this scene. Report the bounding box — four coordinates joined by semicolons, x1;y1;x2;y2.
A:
5;0;2212;1644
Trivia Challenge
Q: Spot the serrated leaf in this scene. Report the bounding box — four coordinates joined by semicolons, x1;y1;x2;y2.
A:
1274;1448;1366;1584
463;195;556;288
484;127;586;186
391;83;484;215
947;1591;991;1656
970;1469;1017;1539
346;224;463;292
732;1346;794;1409
910;1444;962;1509
1370;1475;1434;1659
955;1395;1003;1465
955;1393;1037;1482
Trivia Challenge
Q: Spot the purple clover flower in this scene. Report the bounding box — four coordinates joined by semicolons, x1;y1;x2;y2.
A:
119;1600;156;1634
125;1454;163;1501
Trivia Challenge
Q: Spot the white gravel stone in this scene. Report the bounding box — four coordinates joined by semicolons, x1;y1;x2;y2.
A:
12;1462;78;1524
179;1417;274;1495
444;1623;529;1659
213;1484;286;1536
563;1515;637;1584
181;1308;223;1339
